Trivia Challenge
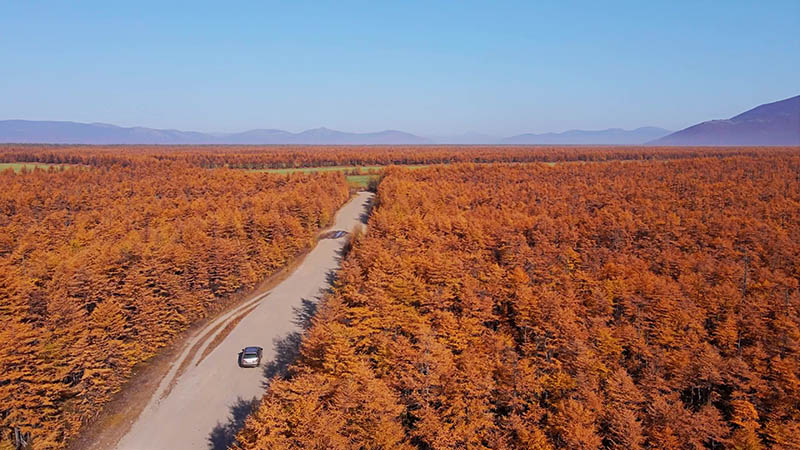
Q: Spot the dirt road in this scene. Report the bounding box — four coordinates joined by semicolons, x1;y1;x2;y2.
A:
113;191;373;450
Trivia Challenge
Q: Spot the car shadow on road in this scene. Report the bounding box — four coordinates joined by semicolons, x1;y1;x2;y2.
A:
207;396;259;450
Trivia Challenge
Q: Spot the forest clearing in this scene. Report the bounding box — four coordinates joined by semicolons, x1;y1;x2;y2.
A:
246;166;388;189
0;162;75;173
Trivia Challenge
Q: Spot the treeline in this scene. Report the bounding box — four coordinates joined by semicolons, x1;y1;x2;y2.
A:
2;144;799;170
0;163;349;449
237;156;800;449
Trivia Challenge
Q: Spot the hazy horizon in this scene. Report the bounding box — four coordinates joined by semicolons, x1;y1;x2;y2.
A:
2;1;798;136
0;118;674;137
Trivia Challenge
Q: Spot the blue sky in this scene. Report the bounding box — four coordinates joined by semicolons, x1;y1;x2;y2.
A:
1;1;798;136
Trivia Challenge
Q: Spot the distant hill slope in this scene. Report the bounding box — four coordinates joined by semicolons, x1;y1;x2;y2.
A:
428;133;502;144
0;120;212;144
502;127;671;145
281;128;431;145
0;121;432;145
651;95;800;146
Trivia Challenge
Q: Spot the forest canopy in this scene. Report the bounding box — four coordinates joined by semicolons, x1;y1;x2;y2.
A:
237;155;800;449
2;146;799;449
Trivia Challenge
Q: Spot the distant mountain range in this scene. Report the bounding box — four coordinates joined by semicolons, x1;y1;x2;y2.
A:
428;133;501;145
651;95;800;146
1;95;796;145
501;127;671;145
0;121;430;145
0;121;672;145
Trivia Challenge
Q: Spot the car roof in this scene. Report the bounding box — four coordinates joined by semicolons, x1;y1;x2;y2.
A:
244;346;261;352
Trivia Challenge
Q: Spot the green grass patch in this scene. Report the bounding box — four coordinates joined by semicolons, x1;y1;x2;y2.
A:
346;174;378;189
0;162;75;173
242;164;429;189
247;164;430;175
253;165;386;174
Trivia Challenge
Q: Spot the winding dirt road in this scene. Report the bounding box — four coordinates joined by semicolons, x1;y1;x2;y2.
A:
113;191;374;450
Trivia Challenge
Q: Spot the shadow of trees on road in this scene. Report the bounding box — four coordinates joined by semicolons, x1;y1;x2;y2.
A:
207;396;259;450
292;297;319;330
261;296;321;389
324;268;339;289
261;331;303;384
359;195;374;225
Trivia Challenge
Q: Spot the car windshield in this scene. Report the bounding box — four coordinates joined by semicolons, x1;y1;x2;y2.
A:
244;351;258;357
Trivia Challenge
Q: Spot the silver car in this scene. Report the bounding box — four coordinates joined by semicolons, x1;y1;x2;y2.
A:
238;346;263;368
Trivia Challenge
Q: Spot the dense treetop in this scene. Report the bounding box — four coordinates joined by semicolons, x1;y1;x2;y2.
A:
237;155;800;449
2;146;799;449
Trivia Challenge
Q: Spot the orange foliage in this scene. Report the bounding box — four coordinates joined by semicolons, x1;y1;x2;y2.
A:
0;163;349;449
2;144;799;169
237;154;800;449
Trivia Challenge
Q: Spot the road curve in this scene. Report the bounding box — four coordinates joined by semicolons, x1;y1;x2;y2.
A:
114;191;374;450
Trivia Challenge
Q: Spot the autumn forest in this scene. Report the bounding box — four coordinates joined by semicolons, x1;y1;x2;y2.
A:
1;146;799;449
0;156;349;448
235;154;800;449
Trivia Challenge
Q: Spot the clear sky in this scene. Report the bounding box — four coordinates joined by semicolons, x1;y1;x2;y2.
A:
1;1;798;136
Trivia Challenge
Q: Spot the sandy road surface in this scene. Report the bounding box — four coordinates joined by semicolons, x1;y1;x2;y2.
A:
114;192;373;450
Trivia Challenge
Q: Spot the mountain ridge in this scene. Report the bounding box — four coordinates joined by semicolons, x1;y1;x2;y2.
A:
650;95;800;146
3;95;798;146
0;120;432;145
502;127;671;145
0;120;673;145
